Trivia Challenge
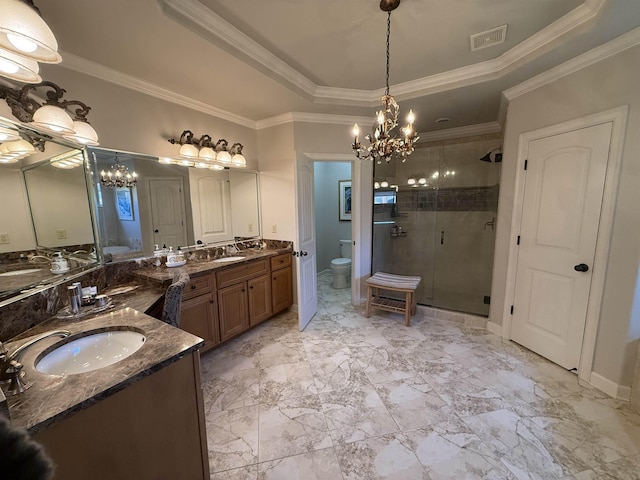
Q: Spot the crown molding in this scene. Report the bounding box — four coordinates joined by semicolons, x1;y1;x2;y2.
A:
503;25;640;100
160;0;606;106
160;0;317;100
58;51;258;129
418;122;502;143
256;112;372;130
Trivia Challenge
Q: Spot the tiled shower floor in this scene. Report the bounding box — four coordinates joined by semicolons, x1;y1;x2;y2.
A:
201;272;640;479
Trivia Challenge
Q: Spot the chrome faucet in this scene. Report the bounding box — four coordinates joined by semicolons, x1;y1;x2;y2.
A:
28;254;51;263
0;330;70;396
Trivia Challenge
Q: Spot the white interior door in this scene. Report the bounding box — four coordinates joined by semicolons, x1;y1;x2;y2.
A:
511;123;612;370
295;156;318;330
189;169;232;244
149;178;188;248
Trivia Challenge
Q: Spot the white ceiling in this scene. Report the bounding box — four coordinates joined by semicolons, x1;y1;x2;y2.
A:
36;0;640;135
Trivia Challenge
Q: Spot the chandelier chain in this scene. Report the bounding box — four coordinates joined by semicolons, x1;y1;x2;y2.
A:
385;12;391;96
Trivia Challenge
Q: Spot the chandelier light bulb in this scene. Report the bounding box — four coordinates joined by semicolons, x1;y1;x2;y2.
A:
377;111;385;125
352;124;359;138
407;110;415;124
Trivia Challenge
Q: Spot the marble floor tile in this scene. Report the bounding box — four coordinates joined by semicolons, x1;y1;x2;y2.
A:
206;406;260;473
199;273;640;479
210;465;258;480
259;361;317;403
402;419;517;480
334;432;428;479
373;376;453;430
258;395;332;462
320;384;399;444
257;447;343;480
202;366;260;413
308;351;371;393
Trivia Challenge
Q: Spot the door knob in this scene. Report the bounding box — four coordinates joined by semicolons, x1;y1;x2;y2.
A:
301;251;308;256
574;263;589;272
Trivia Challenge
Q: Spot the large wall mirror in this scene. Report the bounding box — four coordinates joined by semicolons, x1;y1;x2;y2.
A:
88;148;261;261
0;120;99;303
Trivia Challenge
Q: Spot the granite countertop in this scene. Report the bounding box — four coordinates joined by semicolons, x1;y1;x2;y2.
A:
134;248;292;286
4;308;203;433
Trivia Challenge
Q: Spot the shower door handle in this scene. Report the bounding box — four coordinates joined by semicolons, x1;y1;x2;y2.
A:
440;231;444;245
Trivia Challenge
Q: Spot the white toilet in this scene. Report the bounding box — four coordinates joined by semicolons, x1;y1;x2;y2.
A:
330;239;352;289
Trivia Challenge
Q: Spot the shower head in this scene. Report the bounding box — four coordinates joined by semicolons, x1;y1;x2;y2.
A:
480;148;502;163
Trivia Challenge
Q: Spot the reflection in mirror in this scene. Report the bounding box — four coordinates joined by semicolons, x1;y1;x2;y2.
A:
88;148;261;262
0;119;99;303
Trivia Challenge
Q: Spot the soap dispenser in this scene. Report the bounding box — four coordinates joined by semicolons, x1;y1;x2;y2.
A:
166;246;176;265
50;252;69;274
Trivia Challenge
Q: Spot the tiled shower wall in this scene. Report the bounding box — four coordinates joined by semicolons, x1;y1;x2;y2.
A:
372;135;501;316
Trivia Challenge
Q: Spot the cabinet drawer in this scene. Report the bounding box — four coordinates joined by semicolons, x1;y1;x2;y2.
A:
182;274;214;300
216;259;269;288
270;253;292;271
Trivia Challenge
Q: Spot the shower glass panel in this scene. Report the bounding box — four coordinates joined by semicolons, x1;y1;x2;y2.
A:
371;137;501;316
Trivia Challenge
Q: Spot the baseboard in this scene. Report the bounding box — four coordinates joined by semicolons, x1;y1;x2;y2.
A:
486;321;502;336
589;372;632;401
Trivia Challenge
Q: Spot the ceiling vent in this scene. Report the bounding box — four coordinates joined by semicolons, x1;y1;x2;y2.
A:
470;24;508;51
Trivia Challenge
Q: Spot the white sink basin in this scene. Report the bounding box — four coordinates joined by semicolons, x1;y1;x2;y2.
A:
0;269;42;276
36;330;146;376
213;256;246;263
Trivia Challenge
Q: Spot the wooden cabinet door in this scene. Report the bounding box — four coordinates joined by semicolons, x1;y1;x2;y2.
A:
248;274;272;326
272;266;293;314
218;283;249;341
180;293;219;349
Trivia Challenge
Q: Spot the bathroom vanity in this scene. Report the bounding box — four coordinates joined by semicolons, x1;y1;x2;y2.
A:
3;308;208;480
135;248;293;352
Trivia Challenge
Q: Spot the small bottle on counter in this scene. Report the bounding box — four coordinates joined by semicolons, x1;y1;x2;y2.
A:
176;247;185;263
67;285;81;314
166;246;176;265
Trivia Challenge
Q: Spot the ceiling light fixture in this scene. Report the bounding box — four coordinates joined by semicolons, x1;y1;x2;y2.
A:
168;130;246;169
100;157;138;188
351;0;419;164
0;0;62;64
0;81;99;145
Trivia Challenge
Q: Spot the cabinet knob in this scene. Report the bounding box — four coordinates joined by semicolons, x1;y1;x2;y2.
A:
210;299;214;304
191;285;197;290
250;286;253;289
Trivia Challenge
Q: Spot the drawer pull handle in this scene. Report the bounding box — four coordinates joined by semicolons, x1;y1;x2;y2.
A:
191;285;197;290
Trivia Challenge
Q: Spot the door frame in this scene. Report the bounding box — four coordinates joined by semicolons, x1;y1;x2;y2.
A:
303;153;367;305
502;106;628;383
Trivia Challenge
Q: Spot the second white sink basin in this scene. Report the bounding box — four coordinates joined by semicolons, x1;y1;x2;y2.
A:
36;330;146;376
213;256;246;263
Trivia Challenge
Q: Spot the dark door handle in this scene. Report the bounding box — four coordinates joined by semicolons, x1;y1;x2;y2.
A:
154;229;159;233
440;231;444;245
574;263;589;272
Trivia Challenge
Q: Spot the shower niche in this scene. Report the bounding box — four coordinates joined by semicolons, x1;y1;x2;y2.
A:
372;137;501;316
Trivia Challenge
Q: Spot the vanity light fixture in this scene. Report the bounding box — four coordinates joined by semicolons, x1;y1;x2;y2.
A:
0;80;99;145
168;130;246;169
406;174;429;187
50;150;83;169
351;0;419;164
0;0;61;83
0;124;20;142
100;157;138;188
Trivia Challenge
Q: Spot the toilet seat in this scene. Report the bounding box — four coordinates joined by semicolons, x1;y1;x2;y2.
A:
331;258;351;267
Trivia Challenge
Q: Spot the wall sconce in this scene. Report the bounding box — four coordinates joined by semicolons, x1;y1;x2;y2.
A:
0;80;99;145
100;157;138;188
168;130;246;168
0;0;62;83
0;124;46;163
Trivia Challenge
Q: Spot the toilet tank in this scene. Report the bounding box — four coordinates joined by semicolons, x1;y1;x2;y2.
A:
339;239;352;258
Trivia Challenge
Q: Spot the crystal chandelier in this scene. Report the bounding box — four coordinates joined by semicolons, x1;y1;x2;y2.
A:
100;158;138;188
351;0;419;164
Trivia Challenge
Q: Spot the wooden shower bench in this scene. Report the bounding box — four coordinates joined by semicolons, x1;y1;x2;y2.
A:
365;272;421;326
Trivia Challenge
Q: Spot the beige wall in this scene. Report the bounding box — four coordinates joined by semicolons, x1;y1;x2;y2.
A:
36;65;259;169
0;166;36;252
491;44;640;388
